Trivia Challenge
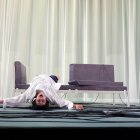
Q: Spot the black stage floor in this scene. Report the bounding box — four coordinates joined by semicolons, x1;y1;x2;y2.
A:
1;103;140;136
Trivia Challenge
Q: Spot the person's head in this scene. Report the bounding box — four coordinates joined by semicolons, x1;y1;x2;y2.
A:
32;90;49;110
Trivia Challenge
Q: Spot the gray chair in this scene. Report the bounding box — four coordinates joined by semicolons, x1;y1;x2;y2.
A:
60;64;129;107
14;61;30;93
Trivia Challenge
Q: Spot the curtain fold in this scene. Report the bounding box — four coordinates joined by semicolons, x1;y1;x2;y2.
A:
0;0;140;104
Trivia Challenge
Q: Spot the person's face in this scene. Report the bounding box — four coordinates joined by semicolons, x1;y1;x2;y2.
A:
35;91;47;106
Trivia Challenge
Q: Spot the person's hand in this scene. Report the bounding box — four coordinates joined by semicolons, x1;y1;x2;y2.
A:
73;104;84;111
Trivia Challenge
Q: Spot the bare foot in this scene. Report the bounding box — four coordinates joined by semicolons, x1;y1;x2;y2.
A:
57;75;60;80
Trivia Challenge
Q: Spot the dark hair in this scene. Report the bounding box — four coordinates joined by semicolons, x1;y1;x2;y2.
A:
31;90;49;110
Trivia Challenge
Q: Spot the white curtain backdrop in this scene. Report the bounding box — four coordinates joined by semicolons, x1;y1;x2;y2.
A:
0;0;140;104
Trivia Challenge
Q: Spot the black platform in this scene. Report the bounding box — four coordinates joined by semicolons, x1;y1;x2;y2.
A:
1;103;140;137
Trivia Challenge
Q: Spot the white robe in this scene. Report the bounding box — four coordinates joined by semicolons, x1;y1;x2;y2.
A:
3;74;73;109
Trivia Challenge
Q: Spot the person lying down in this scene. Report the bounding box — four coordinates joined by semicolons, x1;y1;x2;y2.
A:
0;74;84;111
